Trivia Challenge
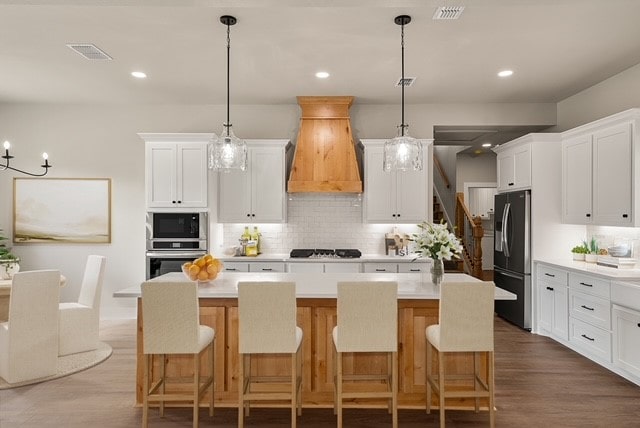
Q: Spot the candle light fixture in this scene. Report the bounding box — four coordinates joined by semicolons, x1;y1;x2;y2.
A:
383;15;423;172
208;15;248;172
1;140;52;176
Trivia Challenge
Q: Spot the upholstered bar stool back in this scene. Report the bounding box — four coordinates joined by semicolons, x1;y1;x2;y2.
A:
59;255;106;356
237;281;303;428
426;281;496;428
333;281;398;428
0;270;61;384
141;281;215;428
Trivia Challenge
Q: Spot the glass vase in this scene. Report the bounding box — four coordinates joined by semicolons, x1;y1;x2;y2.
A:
430;258;444;286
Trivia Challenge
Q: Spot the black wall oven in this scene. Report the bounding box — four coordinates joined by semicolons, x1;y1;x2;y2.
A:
145;212;208;279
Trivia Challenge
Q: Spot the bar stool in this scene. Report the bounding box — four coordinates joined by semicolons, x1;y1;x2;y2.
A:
426;281;496;428
237;281;303;428
141;281;215;428
333;281;398;428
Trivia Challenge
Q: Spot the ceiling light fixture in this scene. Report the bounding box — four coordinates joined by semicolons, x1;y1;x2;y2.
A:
498;70;513;77
482;143;492;148
1;140;52;176
131;71;147;79
315;71;330;79
208;15;247;172
383;15;422;172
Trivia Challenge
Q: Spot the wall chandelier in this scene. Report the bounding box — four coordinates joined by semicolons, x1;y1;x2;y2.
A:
1;140;52;176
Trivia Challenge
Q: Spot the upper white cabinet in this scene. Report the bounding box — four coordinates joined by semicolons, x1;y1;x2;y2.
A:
562;109;640;226
218;139;291;223
361;139;433;223
141;133;211;209
495;142;531;192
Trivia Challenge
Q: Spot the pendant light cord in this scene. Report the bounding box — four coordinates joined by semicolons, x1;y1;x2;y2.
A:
225;22;231;132
401;21;405;137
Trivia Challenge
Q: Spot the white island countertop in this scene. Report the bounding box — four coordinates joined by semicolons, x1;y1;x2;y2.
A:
113;271;516;300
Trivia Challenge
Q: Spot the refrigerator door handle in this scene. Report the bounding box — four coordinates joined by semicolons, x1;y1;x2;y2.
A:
502;202;511;258
495;268;522;280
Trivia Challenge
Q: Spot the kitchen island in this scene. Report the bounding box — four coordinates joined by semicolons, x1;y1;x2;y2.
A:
114;272;515;409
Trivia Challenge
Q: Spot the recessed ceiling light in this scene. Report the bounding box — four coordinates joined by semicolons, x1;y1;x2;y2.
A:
315;71;330;79
482;143;492;148
497;70;513;78
131;71;147;79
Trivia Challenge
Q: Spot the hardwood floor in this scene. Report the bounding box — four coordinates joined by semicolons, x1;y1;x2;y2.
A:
1;317;640;427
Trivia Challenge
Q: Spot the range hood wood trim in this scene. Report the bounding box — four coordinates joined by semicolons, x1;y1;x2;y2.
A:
288;96;363;193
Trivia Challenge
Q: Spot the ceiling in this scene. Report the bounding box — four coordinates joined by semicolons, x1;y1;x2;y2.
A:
1;0;639;151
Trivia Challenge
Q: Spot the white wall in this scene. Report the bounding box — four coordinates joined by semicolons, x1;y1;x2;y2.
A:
556;62;640;131
0;101;556;318
455;152;497;192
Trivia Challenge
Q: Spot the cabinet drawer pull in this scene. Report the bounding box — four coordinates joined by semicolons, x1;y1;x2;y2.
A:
623;214;629;218
581;334;595;342
226;268;237;271
586;213;591;217
409;269;420;272
261;268;273;271
375;269;386;272
508;182;514;186
579;282;593;287
546;286;554;291
544;273;555;277
637;323;640;328
580;304;595;311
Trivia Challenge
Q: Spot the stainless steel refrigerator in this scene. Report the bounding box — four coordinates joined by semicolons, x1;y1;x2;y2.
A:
494;189;531;330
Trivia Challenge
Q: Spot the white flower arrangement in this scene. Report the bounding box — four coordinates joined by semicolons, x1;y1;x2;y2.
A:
412;221;463;261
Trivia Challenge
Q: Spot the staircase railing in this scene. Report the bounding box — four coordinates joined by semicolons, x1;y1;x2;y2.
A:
455;192;484;279
433;153;456;226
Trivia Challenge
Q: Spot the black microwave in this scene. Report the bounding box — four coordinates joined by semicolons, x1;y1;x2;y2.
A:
146;212;208;250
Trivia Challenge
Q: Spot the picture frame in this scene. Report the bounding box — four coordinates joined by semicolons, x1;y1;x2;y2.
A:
13;178;111;244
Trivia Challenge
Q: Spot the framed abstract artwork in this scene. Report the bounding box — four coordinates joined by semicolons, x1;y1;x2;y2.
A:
13;178;111;243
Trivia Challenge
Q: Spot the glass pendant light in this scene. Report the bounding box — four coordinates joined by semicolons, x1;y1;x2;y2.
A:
209;15;248;172
383;15;423;172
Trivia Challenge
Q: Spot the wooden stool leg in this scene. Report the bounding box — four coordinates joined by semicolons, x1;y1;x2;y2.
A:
142;354;150;428
333;344;338;416
392;351;398;428
245;354;251;417
489;351;495;428
291;352;297;428
336;350;343;428
426;340;432;414
238;352;244;428
209;340;215;417
159;354;165;417
474;351;480;412
387;352;392;414
297;347;303;416
438;351;445;428
193;352;200;428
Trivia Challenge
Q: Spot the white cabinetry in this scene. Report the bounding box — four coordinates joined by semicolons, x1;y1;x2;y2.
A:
612;305;640;380
363;263;398;273
495;143;531;193
361;139;433;223
287;262;361;273
222;261;285;272
562;109;640;226
537;264;569;341
141;133;211;209
218;140;290;223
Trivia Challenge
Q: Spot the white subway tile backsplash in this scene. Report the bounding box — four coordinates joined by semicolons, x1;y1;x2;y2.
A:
222;194;420;254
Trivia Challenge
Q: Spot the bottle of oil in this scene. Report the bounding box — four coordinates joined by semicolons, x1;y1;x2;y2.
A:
251;226;261;254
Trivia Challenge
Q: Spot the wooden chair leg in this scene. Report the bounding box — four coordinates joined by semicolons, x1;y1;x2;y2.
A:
474;351;480;412
209;341;215;417
291;352;297;428
245;354;251;417
159;354;165;417
426;339;432;414
238;352;244;428
193;352;200;428
336;350;343;428
142;354;150;428
392;351;398;428
333;343;338;416
488;351;495;428
387;352;393;414
297;346;303;416
438;351;446;428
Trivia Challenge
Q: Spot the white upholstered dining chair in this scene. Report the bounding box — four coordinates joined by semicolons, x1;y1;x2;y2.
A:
426;281;496;428
0;270;61;384
333;281;399;428
58;254;106;356
237;281;303;428
141;281;215;428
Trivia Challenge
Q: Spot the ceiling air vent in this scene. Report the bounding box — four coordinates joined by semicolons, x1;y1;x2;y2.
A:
396;77;416;87
432;6;465;20
66;44;113;60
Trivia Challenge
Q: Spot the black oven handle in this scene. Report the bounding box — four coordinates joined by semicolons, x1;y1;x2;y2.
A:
146;251;206;258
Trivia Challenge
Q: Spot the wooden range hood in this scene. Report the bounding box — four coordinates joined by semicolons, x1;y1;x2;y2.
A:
287;96;363;193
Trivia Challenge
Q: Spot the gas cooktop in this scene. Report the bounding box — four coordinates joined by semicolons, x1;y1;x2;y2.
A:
289;249;362;259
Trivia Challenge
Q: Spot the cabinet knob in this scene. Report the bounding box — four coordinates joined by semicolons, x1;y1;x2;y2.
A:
622;214;629;218
586;213;591;217
637;323;640;328
397;213;401;217
247;214;251;217
172;200;176;204
392;214;396;218
177;200;182;203
251;214;256;217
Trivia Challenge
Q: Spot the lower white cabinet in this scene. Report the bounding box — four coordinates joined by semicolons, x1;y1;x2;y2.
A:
222;261;285;273
569;317;612;363
612;304;640;379
537;264;569;340
363;263;397;273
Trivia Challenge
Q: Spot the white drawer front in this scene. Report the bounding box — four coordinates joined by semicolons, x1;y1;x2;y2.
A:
398;263;427;273
363;263;398;273
537;265;568;286
249;262;285;273
222;262;249;272
611;281;640;312
569;273;610;299
569;317;612;362
287;263;323;273
569;290;611;329
612;305;640;378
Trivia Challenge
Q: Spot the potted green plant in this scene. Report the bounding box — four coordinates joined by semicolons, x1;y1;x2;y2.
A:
571;243;588;261
584;237;599;263
0;229;20;279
